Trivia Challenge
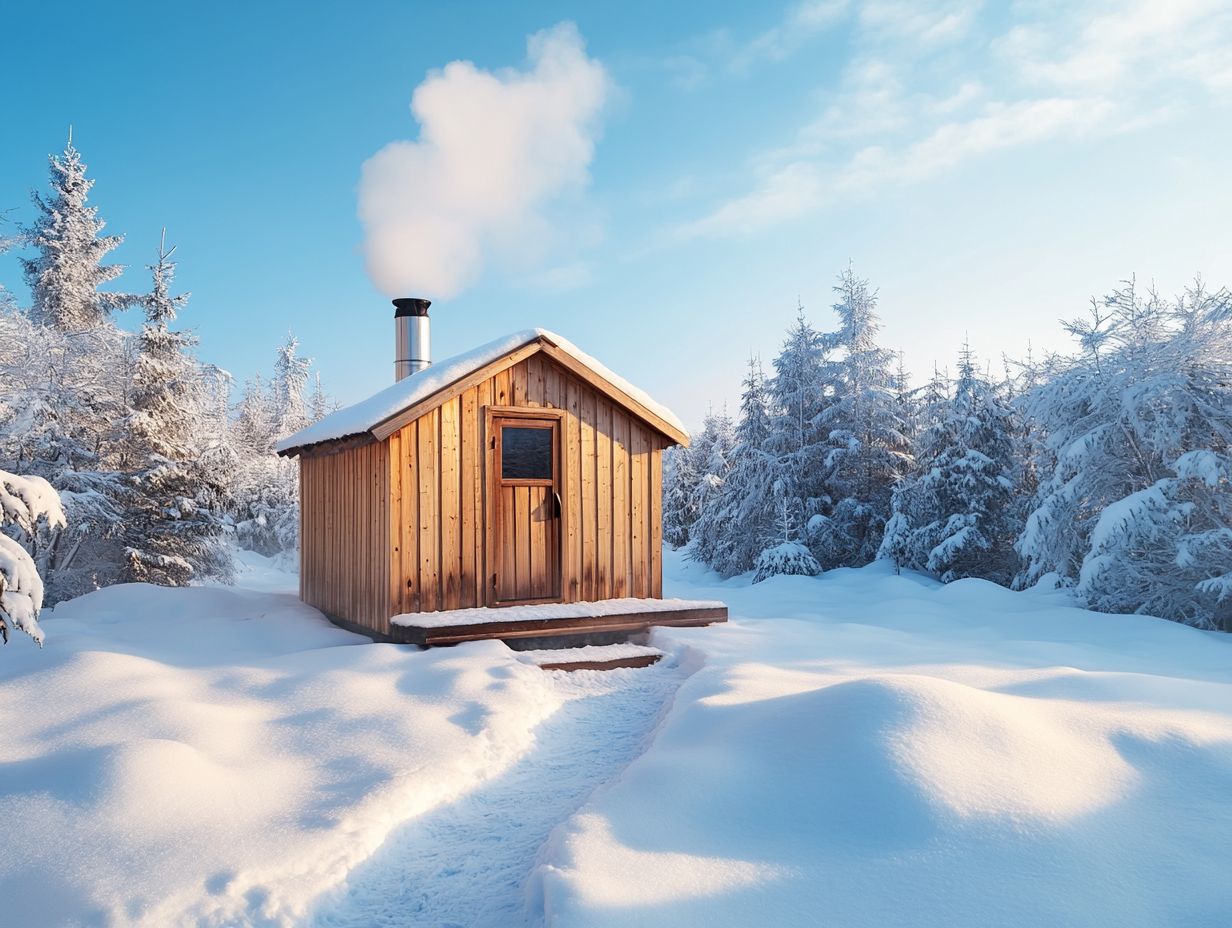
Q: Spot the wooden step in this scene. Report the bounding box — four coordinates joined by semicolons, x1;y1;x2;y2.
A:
515;644;664;672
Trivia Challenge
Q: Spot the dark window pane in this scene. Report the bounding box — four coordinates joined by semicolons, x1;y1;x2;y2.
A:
502;427;553;480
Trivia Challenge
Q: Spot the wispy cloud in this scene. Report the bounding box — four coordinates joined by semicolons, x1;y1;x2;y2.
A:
664;0;849;91
671;0;1232;241
999;0;1232;94
857;0;982;45
734;0;851;70
674;162;826;241
519;262;594;293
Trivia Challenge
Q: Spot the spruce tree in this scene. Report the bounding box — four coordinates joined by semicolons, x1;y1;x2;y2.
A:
699;357;778;576
881;342;1020;584
272;334;311;439
309;372;332;422
121;234;231;585
20;131;133;331
684;410;737;566
811;267;911;568
0;136;133;601
765;302;830;531
662;444;696;550
228;337;313;559
233;374;275;455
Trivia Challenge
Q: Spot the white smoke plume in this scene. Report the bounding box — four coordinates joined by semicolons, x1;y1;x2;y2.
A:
358;23;610;298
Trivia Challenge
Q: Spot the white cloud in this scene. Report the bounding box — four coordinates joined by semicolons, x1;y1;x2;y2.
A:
858;0;982;45
734;0;851;70
358;23;611;298
664;0;849;90
678;95;1115;240
673;162;826;240
761;58;908;166
1000;0;1232;94
837;95;1114;191
670;0;1232;242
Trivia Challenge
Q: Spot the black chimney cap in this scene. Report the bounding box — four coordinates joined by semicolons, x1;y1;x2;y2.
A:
393;297;431;318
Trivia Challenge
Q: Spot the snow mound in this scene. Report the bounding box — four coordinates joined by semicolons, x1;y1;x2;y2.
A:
537;549;1232;927
0;583;567;926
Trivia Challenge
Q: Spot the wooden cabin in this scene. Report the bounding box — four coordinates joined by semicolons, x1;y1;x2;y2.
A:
276;315;726;646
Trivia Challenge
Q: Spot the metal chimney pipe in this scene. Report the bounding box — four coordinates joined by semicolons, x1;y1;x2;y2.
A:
393;298;431;381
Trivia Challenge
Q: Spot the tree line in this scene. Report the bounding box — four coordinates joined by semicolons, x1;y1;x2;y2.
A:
0;134;328;626
665;267;1232;631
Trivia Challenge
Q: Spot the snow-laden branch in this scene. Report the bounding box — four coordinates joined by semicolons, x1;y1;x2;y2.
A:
0;470;67;645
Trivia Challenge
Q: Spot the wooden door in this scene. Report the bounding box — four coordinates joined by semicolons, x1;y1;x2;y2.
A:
492;414;562;605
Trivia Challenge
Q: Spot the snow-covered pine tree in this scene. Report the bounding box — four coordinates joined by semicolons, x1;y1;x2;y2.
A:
880;341;1021;584
272;333;311;440
121;233;232;586
683;410;737;566
20;131;134;332
0;214;19;313
198;364;235;452
309;372;332;422
0;287;130;603
811;267;911;568
892;351;920;448
125;231;193;462
695;357;778;576
880;364;948;572
233;374;276;456
1021;279;1232;629
662;445;692;549
227;337;313;559
764;302;832;538
0;469;66;645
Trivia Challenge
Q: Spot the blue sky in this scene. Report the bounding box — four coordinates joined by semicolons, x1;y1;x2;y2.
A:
2;0;1230;428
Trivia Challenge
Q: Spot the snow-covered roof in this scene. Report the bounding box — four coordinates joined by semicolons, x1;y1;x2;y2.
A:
275;328;688;454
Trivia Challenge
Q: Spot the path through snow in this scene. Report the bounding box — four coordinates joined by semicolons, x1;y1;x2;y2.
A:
310;652;689;928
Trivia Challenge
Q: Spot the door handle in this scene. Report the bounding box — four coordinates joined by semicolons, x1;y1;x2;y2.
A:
553;491;562;519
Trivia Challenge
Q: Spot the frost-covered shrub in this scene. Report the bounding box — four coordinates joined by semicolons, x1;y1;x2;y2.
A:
1076;450;1232;630
231;457;299;558
1019;279;1232;629
752;541;821;583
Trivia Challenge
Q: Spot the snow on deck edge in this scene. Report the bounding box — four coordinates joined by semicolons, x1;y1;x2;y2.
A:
393;597;727;628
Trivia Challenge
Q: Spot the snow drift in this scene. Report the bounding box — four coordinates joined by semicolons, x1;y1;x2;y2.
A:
1;550;1230;926
536;555;1232;927
0;570;566;926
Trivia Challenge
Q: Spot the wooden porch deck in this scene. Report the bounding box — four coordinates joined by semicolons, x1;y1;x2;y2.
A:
390;597;728;647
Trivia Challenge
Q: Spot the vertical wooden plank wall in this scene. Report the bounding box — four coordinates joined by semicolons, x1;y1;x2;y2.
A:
300;441;389;634
313;351;677;622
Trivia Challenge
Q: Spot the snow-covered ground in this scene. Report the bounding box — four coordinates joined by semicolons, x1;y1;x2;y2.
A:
1;548;1229;926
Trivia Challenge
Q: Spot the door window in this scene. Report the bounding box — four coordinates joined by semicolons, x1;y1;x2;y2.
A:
501;426;553;481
